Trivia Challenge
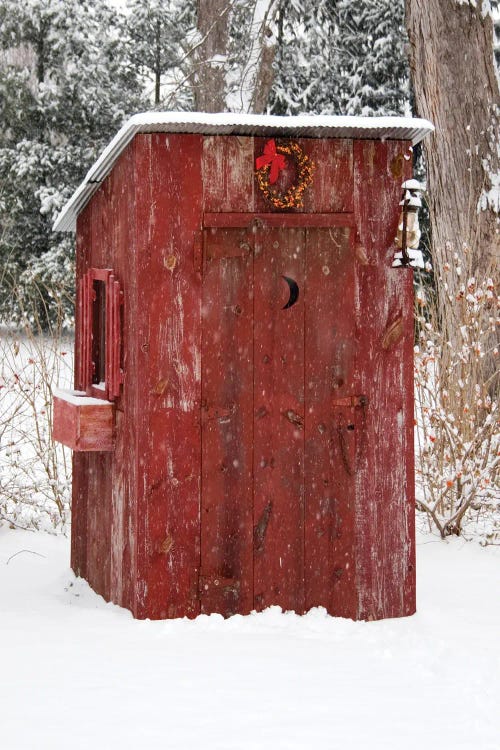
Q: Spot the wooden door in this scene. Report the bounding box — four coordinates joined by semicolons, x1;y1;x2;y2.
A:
201;223;357;617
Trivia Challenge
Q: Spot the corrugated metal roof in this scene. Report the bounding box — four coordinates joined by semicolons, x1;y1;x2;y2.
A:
53;111;434;232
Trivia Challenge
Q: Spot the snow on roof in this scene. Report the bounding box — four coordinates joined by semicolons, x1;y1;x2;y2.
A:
53;111;434;232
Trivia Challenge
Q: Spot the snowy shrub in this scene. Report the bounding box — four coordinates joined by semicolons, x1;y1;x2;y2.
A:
0;289;73;531
414;264;499;543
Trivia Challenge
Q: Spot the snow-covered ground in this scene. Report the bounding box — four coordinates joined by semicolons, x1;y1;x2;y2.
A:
1;528;498;750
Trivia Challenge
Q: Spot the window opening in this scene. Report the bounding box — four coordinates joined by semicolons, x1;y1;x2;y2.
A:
92;280;106;386
77;268;122;401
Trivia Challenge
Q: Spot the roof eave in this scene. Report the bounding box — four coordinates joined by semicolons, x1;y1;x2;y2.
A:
53;112;434;232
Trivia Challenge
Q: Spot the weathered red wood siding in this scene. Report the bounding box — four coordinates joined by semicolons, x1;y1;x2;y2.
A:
71;131;415;621
353;140;416;619
73;139;137;613
133;133;203;619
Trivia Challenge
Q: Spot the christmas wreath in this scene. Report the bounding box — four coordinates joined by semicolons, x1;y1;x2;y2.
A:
255;138;315;209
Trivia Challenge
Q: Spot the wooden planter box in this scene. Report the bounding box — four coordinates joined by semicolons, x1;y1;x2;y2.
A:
53;389;114;452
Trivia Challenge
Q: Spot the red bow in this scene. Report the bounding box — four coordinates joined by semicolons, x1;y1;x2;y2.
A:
255;139;287;184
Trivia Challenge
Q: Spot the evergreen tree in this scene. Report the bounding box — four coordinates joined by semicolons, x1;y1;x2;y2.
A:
269;0;409;116
0;0;145;324
125;0;194;109
334;0;409;116
270;0;338;115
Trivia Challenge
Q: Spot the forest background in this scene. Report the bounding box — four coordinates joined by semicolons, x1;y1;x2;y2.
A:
0;0;498;542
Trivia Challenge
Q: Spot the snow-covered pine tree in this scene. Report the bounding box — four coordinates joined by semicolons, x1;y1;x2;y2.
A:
334;0;409;116
125;0;194;109
269;0;338;115
270;0;409;116
0;0;145;325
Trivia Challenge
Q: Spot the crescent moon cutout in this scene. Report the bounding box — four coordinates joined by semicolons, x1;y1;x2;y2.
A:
282;275;299;309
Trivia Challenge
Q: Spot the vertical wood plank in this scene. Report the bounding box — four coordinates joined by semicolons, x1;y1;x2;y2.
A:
108;139;137;614
203;136;256;212
353;139;415;620
253;226;305;613
85;452;113;600
134;133;203;619
70;453;88;579
200;227;254;616
304;227;358;618
301;139;353;214
72;201;92;584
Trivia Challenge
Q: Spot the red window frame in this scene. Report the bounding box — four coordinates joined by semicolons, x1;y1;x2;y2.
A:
77;268;123;401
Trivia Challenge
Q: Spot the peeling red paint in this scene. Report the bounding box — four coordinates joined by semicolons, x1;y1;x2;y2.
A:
66;133;415;621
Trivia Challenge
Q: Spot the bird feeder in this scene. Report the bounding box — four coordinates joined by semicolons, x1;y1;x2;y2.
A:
393;178;426;269
52;112;433;621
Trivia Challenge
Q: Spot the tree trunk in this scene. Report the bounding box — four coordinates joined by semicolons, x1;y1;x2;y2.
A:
194;0;231;111
154;18;161;105
36;29;45;84
246;1;278;114
406;0;499;395
405;0;499;280
249;34;275;114
194;1;277;113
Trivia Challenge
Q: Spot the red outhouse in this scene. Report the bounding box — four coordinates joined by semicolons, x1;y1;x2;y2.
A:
53;112;433;620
